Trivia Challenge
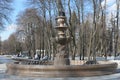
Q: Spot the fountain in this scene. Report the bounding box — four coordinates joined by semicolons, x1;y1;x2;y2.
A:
6;0;118;77
54;14;70;66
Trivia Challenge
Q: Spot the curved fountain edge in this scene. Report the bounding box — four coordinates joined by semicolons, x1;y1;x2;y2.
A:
6;62;118;77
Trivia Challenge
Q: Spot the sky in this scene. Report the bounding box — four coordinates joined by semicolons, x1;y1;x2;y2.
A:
0;0;26;41
0;0;117;41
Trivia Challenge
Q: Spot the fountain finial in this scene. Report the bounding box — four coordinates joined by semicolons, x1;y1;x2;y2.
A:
56;0;65;16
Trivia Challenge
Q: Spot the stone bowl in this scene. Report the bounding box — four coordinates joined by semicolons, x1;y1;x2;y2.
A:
6;61;117;77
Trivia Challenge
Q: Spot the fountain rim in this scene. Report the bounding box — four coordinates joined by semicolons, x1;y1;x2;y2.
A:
6;61;118;77
7;62;117;70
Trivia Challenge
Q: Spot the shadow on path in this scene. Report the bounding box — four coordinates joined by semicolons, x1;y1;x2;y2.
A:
115;69;120;73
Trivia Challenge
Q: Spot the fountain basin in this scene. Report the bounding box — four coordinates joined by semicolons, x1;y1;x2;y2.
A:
6;62;117;77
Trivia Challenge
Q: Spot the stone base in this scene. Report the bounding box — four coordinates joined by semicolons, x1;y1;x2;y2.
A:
6;62;117;77
54;57;70;65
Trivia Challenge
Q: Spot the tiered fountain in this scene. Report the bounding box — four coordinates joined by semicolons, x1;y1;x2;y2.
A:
54;15;70;66
6;0;118;77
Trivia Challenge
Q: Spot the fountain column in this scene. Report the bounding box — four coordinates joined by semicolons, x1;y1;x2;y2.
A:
54;12;71;66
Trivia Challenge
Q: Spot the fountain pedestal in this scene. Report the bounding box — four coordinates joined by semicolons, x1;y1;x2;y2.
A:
54;53;70;65
54;16;70;66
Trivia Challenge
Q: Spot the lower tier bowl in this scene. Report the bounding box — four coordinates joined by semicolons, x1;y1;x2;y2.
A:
6;62;117;77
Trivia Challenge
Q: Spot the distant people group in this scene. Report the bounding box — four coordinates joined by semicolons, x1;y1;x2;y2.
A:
34;53;48;61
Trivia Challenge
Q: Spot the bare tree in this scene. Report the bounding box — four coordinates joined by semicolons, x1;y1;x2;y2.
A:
2;0;119;61
114;0;119;57
0;0;13;31
16;8;42;58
